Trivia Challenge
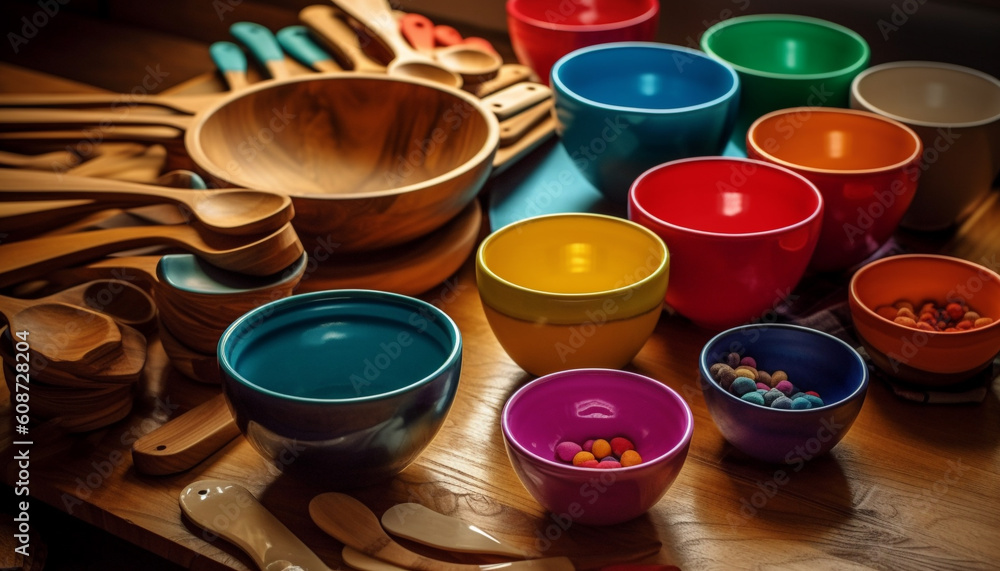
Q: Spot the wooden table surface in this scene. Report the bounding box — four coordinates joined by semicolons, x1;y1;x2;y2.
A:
2;5;999;571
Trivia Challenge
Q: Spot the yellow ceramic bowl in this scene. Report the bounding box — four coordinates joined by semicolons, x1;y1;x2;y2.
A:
476;213;669;376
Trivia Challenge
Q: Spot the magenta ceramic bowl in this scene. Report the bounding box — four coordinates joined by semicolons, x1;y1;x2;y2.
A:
501;368;693;526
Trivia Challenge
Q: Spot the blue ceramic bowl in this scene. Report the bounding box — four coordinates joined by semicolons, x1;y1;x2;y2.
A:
551;42;740;203
218;290;462;487
698;324;868;464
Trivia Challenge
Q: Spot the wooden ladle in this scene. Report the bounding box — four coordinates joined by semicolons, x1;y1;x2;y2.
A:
1;170;293;236
0;222;304;288
0;295;122;372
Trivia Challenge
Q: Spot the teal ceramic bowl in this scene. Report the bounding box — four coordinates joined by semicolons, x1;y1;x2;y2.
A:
218;290;462;487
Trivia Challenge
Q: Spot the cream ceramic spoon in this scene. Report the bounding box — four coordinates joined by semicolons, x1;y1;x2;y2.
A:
1;170;293;236
380;503;531;558
308;493;574;571
180;480;334;571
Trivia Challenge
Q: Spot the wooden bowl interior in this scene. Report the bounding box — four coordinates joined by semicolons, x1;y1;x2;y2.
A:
192;76;495;195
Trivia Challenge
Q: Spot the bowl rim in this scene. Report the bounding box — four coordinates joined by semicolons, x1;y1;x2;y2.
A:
217;289;462;404
700;14;871;81
628;156;824;239
476;211;669;301
699;323;870;412
500;368;694;472
848;253;1000;337
850;60;1000;129
185;72;500;200
506;0;659;33
550;42;740;115
746;107;923;175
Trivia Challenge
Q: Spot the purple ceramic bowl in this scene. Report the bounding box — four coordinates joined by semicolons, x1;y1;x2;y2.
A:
699;324;869;464
501;368;693;526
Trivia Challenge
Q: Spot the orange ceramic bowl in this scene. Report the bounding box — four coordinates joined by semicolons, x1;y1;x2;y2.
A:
848;254;1000;386
747;108;922;272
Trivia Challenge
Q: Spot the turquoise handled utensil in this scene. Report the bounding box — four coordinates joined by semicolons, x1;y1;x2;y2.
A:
276;25;341;72
230;22;291;79
209;41;249;90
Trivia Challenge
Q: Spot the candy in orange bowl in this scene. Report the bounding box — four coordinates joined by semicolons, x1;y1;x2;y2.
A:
848;254;1000;386
476;213;669;376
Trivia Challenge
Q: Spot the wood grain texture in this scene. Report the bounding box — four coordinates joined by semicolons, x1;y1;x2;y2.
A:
132;394;240;476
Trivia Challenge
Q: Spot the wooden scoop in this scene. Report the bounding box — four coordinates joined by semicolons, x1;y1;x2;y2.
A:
132;394;240;475
180;480;335;571
309;493;575;571
380;503;531;558
1;170;294;236
0;295;122;373
0;221;304;288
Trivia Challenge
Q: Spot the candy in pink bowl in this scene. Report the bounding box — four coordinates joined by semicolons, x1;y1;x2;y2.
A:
501;368;693;526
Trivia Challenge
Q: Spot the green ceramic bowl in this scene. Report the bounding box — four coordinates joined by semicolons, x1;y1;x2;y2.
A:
701;14;870;150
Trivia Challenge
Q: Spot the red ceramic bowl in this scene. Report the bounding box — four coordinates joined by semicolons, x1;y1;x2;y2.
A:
629;157;824;330
848;254;1000;386
501;368;693;526
747;108;922;272
506;0;659;85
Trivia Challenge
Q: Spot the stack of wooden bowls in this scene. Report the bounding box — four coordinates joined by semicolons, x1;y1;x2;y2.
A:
0;280;156;432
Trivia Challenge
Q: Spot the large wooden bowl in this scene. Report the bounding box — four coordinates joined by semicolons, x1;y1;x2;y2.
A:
186;74;499;252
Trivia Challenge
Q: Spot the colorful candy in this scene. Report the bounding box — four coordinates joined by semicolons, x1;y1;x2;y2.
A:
875;299;994;332
711;352;825;410
556;436;641;468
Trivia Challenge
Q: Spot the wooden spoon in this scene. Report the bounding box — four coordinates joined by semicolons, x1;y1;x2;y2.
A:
34;279;157;330
0;221;304;288
328;0;463;88
1;170;294;236
308;493;575;571
132;394;240;475
380;503;531;558
299;5;386;73
180;480;335;571
0;148;80;169
0;296;122;372
0;91;223;115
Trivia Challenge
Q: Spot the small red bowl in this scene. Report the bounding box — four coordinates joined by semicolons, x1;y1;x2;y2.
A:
506;0;659;85
629;157;823;330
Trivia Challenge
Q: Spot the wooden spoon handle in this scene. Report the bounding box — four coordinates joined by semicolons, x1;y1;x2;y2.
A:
179;480;334;571
132;394;241;475
0;93;197;114
0;225;188;289
299;5;385;73
327;0;413;57
0;170;198;206
481;83;552;121
0;108;192;133
492;115;558;176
